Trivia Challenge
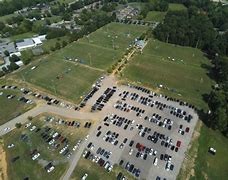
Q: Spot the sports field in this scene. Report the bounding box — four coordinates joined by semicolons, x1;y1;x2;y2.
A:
13;59;102;103
11;23;147;102
62;23;148;69
122;38;214;109
144;11;166;22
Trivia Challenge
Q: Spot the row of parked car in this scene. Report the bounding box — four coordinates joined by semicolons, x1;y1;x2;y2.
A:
82;149;113;172
91;87;116;111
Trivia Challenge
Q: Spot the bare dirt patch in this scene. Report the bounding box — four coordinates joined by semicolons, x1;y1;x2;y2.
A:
0;141;8;180
177;120;202;180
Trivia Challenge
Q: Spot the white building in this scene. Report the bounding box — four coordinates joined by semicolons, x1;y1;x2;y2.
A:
15;35;46;51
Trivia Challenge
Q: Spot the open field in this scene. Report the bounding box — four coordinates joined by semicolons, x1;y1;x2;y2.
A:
3;114;91;180
71;158;135;180
10;32;36;41
144;11;166;22
12;59;102;103
122;38;214;109
168;3;187;11
177;122;228;180
194;125;228;179
9;23;147;102
43;23;147;70
0;89;33;125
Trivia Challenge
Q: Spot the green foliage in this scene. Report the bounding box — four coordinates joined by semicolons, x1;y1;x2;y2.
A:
15;123;22;128
21;50;33;65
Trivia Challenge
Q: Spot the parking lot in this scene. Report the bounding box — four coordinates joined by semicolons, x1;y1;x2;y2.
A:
80;76;198;180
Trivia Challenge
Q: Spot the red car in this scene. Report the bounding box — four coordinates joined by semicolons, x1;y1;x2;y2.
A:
176;140;181;148
185;127;190;133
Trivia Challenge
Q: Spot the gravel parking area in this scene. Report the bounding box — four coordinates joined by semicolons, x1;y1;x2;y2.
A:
81;76;198;180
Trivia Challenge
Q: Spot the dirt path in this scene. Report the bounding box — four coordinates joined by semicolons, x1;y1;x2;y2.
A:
177;120;202;180
0;142;7;180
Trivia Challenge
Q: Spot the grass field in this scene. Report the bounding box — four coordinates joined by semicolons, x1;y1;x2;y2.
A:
122;38;214;109
3;114;90;180
71;158;135;180
10;32;36;41
10;23;147;102
144;11;166;22
3;122;67;180
193;125;228;179
13;59;102;102
168;3;187;11
0;89;33;125
177;122;228;180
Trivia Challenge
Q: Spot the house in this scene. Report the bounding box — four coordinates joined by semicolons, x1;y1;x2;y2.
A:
15;39;36;51
15;36;44;51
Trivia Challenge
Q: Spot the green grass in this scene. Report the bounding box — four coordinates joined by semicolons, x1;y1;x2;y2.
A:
10;32;36;41
168;3;187;11
122;38;214;109
0;89;33;125
144;11;166;22
12;59;102;103
42;36;69;52
10;23;147;102
2;119;70;180
0;13;15;22
71;158;135;180
178;123;228;180
193;126;228;179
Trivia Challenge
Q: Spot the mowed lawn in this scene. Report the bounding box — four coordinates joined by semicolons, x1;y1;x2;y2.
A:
123;38;214;109
13;59;102;102
71;158;135;180
50;23;147;70
144;11;166;22
168;3;187;11
0;89;33;125
3;121;68;180
193;126;228;179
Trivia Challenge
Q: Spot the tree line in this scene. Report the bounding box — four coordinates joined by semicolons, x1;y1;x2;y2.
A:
153;0;228;136
0;0;54;16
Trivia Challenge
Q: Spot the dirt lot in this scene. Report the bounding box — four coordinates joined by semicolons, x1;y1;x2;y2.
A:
0;141;7;180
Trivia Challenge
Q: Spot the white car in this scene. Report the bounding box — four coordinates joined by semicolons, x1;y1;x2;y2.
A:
81;173;88;180
129;149;133;155
59;145;68;154
165;162;171;171
25;123;32;128
4;127;10;131
7;144;15;148
153;157;158;166
49;139;55;145
30;126;36;131
52;132;58;138
32;153;40;160
47;166;55;173
85;135;89;141
82;150;88;158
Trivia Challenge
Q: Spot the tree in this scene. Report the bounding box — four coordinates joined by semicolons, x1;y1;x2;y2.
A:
4;50;9;56
28;116;33;121
21;50;33;65
0;71;4;77
9;54;20;62
8;61;19;71
55;42;61;50
0;21;5;31
15;123;22;128
62;40;67;47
